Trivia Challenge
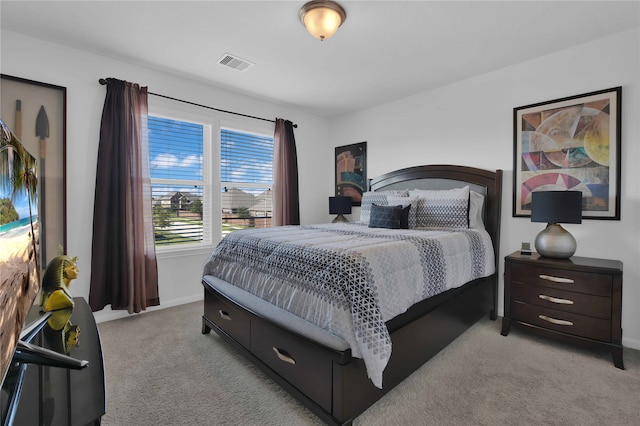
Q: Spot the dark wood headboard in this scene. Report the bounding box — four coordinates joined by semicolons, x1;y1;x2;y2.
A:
368;164;503;268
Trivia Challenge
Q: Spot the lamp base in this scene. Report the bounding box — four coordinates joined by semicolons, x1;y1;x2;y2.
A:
332;214;348;223
534;223;576;259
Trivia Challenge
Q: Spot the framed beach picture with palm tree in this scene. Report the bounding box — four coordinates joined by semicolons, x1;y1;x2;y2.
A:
1;74;67;267
0;118;41;388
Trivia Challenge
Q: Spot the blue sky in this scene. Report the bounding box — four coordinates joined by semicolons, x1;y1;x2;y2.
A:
220;128;272;184
148;116;273;187
149;116;203;182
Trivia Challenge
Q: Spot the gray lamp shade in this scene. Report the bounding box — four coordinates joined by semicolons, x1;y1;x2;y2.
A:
531;191;582;224
329;196;352;215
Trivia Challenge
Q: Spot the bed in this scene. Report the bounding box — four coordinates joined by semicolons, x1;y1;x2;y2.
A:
201;164;502;425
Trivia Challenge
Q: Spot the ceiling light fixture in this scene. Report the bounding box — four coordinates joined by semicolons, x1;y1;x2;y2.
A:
299;0;346;41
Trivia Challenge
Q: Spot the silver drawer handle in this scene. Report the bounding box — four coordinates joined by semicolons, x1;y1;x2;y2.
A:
539;294;574;305
218;310;232;321
538;315;573;326
272;347;296;365
539;274;574;284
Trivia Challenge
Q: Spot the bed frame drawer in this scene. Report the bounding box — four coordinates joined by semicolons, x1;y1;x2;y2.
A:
204;289;251;349
250;319;334;413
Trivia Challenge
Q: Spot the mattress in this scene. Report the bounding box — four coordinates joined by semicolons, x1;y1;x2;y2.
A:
202;223;495;388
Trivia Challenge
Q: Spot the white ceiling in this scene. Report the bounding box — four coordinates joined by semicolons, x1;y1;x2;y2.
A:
2;1;639;118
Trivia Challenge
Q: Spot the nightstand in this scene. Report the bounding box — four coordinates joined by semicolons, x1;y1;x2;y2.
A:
501;251;624;369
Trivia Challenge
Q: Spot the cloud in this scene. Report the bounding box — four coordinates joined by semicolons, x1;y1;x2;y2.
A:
227;162;272;184
151;153;202;169
180;154;200;168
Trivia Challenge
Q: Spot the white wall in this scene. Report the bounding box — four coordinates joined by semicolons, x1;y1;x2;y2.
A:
328;28;640;349
1;30;331;323
3;27;639;350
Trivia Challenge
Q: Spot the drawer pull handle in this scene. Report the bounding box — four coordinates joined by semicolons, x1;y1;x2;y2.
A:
218;310;232;321
538;315;573;326
272;347;296;365
539;274;574;284
539;294;574;305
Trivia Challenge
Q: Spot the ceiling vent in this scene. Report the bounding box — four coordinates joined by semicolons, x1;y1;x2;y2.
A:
217;53;254;72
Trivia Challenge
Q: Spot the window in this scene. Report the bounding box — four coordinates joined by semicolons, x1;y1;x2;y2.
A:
148;112;274;249
149;116;208;247
220;128;273;236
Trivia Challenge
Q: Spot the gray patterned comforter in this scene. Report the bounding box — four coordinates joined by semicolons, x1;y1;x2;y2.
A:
202;223;495;388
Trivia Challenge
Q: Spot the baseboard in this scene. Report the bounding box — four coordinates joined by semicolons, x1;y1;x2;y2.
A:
623;336;640;350
93;294;204;324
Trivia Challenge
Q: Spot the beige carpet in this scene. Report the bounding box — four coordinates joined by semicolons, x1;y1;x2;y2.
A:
97;301;639;425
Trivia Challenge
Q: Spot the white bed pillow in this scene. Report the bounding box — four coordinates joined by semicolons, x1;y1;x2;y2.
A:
469;191;485;229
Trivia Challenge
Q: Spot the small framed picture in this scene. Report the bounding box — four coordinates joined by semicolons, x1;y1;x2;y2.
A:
335;142;366;206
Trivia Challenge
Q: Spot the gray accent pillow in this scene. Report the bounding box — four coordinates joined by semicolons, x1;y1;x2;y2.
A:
360;189;409;224
410;186;470;229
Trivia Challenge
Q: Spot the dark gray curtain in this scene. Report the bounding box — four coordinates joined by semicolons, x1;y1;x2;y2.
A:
273;118;300;226
89;78;159;313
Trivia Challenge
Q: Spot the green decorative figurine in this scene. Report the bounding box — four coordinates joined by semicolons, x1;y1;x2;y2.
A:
40;255;79;312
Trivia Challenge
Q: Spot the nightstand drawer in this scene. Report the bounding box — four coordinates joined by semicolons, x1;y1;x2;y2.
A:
510;263;612;296
512;301;611;342
511;282;611;319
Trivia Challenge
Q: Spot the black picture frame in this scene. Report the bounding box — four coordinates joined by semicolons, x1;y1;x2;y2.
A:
1;74;67;264
513;87;621;220
335;142;366;206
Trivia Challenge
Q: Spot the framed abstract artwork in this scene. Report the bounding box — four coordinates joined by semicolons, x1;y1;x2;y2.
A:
513;87;621;219
335;142;366;206
0;74;67;266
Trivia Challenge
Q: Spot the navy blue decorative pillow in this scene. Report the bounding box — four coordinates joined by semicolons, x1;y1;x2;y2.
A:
387;196;417;228
398;204;411;229
368;204;411;229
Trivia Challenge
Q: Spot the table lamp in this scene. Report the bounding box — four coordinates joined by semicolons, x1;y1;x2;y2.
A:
531;190;582;259
329;196;351;223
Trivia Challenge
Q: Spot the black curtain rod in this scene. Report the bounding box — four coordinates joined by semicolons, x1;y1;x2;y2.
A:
98;78;297;128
